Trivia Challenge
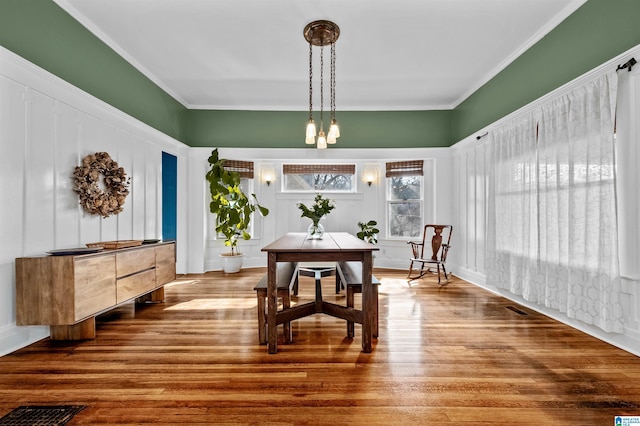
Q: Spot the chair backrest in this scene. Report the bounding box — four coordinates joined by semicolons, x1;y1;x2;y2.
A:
420;224;453;262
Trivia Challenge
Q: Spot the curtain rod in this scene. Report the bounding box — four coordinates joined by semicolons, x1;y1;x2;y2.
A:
617;57;636;72
476;132;488;141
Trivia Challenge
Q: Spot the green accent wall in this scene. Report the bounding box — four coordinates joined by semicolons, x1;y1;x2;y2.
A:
0;0;188;143
187;110;453;148
453;0;640;142
2;0;640;148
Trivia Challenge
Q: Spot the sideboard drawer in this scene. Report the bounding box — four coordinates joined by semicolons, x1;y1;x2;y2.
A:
116;268;156;304
116;248;155;277
74;255;116;321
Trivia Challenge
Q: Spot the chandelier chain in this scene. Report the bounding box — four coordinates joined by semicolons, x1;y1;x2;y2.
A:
308;43;313;120
319;45;324;128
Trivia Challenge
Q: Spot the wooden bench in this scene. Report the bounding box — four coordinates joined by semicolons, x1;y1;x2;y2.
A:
336;261;381;338
254;262;299;345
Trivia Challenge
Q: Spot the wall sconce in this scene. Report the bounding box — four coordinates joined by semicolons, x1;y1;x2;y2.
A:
362;163;378;187
261;164;276;186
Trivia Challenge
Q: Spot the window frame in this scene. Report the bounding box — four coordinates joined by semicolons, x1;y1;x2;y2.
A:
281;163;357;193
385;160;424;239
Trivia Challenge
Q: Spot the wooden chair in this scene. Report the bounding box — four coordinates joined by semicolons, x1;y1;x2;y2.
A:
407;224;452;284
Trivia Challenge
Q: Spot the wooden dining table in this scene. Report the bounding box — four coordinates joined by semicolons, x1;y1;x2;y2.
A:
261;232;379;354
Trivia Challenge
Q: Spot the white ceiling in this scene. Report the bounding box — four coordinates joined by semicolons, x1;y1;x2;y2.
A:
53;0;586;111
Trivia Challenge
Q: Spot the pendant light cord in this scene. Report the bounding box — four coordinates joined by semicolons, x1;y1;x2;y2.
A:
319;45;324;130
308;43;313;121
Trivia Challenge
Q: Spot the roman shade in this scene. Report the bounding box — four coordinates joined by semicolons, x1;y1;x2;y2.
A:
283;164;355;175
385;160;423;177
223;160;254;178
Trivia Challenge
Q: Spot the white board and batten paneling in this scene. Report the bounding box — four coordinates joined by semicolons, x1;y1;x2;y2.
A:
0;46;189;356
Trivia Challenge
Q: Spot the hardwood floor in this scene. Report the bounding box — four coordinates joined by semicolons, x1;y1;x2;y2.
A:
1;268;639;425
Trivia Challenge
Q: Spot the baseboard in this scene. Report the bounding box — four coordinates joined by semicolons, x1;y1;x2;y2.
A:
0;324;49;357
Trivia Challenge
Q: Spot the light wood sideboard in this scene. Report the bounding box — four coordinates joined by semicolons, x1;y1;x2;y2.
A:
15;241;176;340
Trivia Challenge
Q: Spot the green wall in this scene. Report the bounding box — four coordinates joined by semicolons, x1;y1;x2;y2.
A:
187;110;453;148
2;0;640;148
0;0;188;143
453;0;640;141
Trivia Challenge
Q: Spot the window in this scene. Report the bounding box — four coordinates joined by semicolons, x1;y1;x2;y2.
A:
219;159;255;237
283;164;355;192
222;160;254;179
222;160;254;199
386;160;423;238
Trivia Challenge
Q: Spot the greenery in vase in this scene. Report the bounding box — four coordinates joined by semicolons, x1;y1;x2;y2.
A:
297;193;336;227
357;220;380;245
206;149;269;255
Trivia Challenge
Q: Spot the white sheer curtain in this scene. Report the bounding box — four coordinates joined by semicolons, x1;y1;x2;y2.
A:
486;71;624;333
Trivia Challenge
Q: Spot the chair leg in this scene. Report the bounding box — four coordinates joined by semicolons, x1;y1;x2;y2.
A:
408;260;428;281
407;260;414;279
408;260;423;280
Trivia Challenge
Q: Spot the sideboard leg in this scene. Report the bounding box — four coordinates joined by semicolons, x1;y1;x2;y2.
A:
50;317;95;340
136;286;165;303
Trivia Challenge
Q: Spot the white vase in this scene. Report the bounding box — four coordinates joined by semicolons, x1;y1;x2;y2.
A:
307;221;325;239
220;253;244;273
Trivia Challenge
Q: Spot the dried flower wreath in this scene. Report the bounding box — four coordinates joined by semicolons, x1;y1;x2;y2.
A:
73;152;130;218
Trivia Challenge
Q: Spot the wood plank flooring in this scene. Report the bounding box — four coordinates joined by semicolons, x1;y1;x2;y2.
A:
1;268;639;425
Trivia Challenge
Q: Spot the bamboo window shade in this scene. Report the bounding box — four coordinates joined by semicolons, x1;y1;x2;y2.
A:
385;160;424;177
222;160;254;178
283;164;356;175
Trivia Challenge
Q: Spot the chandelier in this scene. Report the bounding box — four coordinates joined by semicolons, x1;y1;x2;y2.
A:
304;20;340;149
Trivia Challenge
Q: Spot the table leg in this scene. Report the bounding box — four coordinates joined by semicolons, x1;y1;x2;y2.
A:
267;252;278;354
361;252;373;353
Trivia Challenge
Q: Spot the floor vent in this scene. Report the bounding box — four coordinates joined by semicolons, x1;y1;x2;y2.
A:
0;405;86;426
506;305;528;315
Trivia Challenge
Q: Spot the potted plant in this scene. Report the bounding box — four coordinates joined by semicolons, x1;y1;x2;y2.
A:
357;220;379;245
206;149;269;273
297;193;336;239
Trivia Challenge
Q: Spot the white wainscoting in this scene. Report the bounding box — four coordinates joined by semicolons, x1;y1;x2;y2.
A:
0;46;189;356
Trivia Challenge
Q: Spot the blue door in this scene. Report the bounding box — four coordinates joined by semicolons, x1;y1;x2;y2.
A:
162;152;177;241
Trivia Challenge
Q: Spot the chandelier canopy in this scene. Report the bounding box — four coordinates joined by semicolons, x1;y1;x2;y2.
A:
304;20;340;149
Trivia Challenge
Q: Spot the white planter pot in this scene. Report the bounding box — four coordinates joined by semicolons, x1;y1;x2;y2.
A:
220;253;244;273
